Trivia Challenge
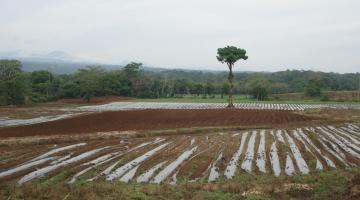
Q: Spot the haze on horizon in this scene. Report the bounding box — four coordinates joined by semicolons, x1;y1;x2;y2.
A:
1;0;359;73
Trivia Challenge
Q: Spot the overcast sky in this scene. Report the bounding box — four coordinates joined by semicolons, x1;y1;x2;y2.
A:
1;0;359;72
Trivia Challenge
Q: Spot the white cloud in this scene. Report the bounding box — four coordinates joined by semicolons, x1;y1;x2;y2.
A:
0;0;359;72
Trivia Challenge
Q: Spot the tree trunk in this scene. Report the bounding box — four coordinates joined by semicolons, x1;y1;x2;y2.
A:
227;64;234;108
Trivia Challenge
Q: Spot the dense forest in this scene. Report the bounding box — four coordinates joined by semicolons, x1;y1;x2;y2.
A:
0;59;359;105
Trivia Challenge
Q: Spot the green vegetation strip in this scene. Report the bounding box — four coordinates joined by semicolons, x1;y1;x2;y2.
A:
1;168;358;200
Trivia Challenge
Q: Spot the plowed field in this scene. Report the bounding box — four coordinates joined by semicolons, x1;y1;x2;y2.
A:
1;124;359;186
0;109;316;138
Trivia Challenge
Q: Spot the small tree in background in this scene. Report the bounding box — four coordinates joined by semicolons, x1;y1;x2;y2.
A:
305;78;323;97
123;62;143;96
30;70;59;102
248;77;270;101
0;60;25;105
217;46;248;107
221;82;230;99
74;66;105;102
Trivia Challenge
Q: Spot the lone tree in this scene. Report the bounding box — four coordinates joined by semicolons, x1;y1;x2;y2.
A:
217;46;248;107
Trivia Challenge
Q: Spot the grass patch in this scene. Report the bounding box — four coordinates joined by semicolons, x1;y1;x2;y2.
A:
193;190;241;200
1;168;359;200
41;171;71;185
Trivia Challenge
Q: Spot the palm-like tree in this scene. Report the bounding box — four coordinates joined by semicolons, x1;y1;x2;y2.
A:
217;46;248;107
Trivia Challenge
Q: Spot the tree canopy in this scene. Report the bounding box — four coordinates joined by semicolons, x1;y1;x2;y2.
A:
0;60;25;105
216;46;248;68
0;59;359;106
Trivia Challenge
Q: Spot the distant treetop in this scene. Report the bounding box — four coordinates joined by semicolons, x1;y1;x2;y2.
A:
216;46;248;67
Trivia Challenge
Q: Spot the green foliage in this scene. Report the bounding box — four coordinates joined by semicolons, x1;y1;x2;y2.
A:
124;62;142;77
0;60;25;105
99;70;131;96
194;190;241;200
173;79;189;96
190;83;204;96
247;77;270;100
269;82;289;94
205;82;215;95
216;46;248;67
30;70;61;102
245;195;274;200
220;82;230;99
305;78;323;97
2;168;357;200
320;94;329;101
123;62;149;97
74;66;106;102
0;59;359;105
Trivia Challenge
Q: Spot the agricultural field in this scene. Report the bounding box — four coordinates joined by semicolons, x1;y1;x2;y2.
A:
0;100;360;199
0;101;359;128
2;0;360;199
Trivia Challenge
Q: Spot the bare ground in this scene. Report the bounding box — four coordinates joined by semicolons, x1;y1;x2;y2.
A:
0;109;318;138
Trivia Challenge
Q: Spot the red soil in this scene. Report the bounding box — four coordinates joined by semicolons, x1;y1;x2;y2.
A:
0;109;316;138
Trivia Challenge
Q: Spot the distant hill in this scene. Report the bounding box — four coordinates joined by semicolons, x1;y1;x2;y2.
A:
0;50;257;74
0;50;124;74
0;50;359;99
18;58;123;74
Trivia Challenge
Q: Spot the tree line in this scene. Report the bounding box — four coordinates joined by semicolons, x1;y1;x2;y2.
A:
0;59;359;105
